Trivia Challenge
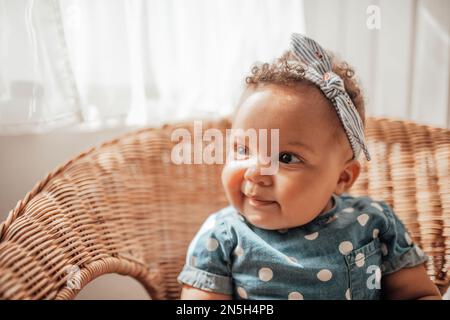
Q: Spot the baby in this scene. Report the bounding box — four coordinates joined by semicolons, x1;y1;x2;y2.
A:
177;34;441;300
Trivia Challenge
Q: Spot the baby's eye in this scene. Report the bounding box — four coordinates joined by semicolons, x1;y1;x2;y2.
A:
234;144;248;158
279;152;302;164
237;146;247;155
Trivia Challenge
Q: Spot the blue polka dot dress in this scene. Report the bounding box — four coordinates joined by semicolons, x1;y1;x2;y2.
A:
177;193;428;300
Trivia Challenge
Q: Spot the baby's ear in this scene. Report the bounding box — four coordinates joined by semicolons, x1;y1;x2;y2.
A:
334;159;361;195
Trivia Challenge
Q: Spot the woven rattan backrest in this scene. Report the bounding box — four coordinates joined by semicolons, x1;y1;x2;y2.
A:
0;117;448;299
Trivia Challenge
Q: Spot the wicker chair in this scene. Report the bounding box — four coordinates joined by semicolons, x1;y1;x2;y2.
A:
0;117;449;299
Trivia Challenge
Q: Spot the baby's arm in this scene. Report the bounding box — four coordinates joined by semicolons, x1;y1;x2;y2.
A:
180;285;232;300
374;201;442;300
177;214;235;299
381;264;441;300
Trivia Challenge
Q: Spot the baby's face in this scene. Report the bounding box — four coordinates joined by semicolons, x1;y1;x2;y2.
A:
222;83;354;230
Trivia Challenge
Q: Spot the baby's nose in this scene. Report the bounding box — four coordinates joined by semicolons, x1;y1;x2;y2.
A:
244;165;273;187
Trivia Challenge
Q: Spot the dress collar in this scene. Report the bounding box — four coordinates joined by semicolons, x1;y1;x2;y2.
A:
302;193;342;228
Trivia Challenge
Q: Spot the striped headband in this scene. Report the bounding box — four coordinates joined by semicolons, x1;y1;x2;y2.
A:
290;33;371;161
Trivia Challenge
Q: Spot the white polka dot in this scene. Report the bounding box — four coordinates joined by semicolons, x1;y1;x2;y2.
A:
304;232;319;240
206;237;219;251
234;245;244;257
342;207;355;213
372;228;380;239
381;243;388;256
405;232;413;245
237;287;247;299
355;253;365;267
357;214;369;226
317;269;333;282
345;288;351;300
371;202;383;212
258;267;273;282
288;291;304;300
339;241;354;255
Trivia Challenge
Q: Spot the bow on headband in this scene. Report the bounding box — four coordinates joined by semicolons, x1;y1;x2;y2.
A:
290;33;371;161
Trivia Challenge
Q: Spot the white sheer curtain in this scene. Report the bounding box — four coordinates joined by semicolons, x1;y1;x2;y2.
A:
2;0;447;134
0;0;82;133
0;0;306;134
304;0;449;129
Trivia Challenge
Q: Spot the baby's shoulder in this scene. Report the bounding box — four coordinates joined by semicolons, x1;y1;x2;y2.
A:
208;205;242;224
340;193;390;211
199;205;244;236
338;194;395;228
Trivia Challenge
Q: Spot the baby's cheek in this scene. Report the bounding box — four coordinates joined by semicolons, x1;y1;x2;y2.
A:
221;162;245;204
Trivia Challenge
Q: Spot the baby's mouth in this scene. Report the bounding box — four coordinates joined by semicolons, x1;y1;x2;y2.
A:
240;182;276;207
245;194;277;208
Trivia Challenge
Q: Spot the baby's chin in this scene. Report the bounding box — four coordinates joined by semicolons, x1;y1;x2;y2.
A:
237;201;321;230
232;200;274;228
239;201;289;230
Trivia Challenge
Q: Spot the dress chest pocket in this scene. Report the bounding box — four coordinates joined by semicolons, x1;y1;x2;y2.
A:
344;238;383;300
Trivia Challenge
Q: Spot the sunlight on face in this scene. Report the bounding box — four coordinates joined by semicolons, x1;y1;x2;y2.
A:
221;83;352;230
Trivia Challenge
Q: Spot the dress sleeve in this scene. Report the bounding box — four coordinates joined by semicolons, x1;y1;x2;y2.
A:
377;201;428;275
177;213;234;295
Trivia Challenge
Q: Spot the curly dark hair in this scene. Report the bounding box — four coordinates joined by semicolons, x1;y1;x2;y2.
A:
244;50;366;127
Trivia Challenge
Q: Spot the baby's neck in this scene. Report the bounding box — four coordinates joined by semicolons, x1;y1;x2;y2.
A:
319;196;335;215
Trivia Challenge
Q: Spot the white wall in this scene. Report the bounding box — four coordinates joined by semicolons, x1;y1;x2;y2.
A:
0;127;130;218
